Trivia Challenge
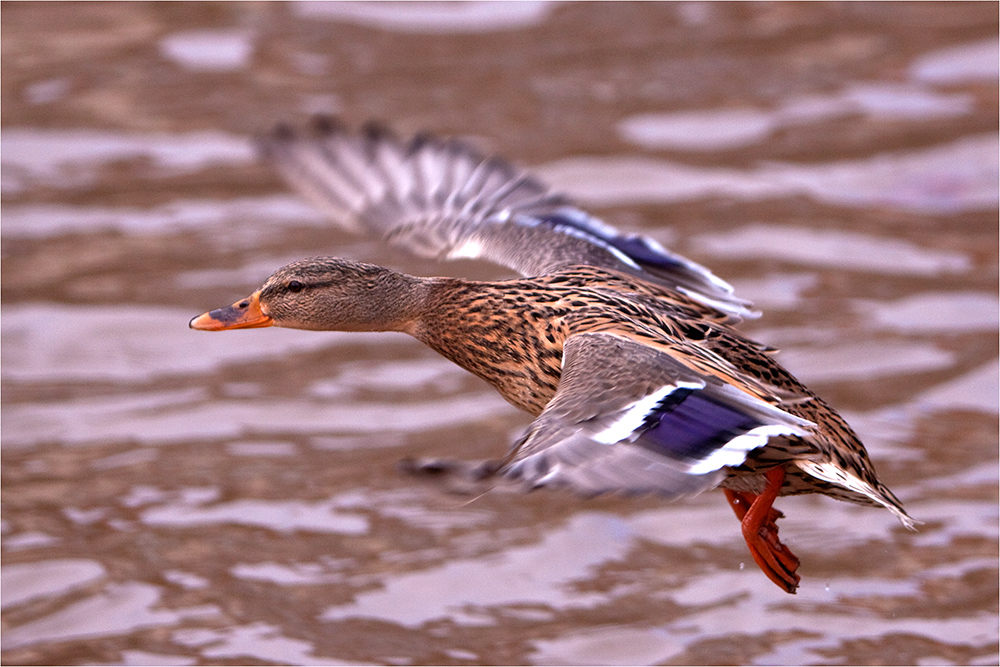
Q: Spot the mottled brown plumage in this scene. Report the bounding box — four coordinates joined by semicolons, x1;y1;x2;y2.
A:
191;118;915;593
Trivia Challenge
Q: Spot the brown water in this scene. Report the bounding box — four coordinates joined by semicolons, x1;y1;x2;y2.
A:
2;3;998;665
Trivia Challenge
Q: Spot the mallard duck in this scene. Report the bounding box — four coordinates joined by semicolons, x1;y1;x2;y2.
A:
191;117;915;593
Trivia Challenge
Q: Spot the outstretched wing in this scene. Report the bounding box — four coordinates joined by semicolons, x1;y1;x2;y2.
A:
501;332;815;498
257;117;755;318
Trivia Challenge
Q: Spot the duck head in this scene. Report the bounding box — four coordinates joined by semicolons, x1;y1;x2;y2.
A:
190;257;426;333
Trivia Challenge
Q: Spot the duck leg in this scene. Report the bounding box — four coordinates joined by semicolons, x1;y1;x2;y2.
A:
724;465;801;593
396;457;502;495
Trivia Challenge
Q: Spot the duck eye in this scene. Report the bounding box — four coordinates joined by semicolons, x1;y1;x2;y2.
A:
287;280;305;293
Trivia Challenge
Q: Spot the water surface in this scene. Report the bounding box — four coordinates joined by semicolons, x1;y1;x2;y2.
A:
2;3;997;665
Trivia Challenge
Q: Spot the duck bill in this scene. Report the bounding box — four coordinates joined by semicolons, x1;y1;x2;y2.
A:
189;291;273;331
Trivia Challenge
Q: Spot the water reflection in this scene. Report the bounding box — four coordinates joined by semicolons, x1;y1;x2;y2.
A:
777;341;954;384
159;30;255;72
140;496;369;535
910;38;1000;83
915;361;999;413
173;623;354;666
618;84;974;152
5;390;514;448
531;625;681;666
321;513;633;627
1;560;107;610
291;1;555;33
539;134;998;214
0;129;252;194
1;196;322;239
1;304;383;383
2;582;220;651
692;225;971;275
853;292;1000;333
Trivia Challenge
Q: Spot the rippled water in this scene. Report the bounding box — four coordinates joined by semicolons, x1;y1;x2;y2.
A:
2;3;998;665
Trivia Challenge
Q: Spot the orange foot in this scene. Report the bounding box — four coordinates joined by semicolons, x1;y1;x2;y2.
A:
724;466;801;594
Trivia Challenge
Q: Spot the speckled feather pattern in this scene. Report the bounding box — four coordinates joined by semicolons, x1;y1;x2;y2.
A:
411;264;904;512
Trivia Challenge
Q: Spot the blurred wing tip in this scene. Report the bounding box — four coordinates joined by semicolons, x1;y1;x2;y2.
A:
261;115;355;148
360;119;399;143
255;118;758;317
310;114;345;135
407;131;437;154
271;121;297;140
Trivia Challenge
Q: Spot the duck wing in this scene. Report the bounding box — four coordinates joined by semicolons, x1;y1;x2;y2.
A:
501;332;814;498
257;117;754;319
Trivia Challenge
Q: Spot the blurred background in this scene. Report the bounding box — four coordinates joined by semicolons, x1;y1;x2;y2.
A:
2;2;997;665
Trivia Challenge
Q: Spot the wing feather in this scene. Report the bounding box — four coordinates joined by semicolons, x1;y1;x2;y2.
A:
501;332;815;499
257;117;755;318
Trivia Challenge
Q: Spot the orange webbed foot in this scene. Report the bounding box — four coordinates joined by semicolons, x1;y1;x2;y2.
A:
724;466;801;594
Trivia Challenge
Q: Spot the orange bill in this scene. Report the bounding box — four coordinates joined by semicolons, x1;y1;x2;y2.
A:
189;290;273;331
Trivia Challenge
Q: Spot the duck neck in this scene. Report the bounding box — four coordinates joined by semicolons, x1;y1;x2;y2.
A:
403;277;564;415
398;277;465;337
359;270;439;333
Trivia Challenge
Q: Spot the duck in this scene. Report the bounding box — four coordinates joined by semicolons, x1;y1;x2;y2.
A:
191;117;915;593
